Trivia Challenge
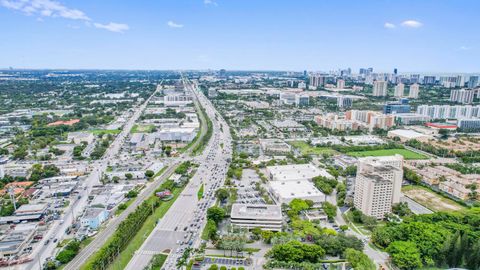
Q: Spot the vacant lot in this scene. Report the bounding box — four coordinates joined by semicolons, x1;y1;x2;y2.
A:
289;141;337;156
347;148;427;160
402;185;465;212
130;124;156;133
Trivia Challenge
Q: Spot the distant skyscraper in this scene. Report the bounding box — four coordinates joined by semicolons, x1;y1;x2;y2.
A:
394;83;404;97
219;69;226;78
337;79;345;89
372;80;388;96
408;83;420;99
309;75;327;88
303;70;307;77
423;76;436;85
456;75;465;87
468;76;479;89
393;68;398;75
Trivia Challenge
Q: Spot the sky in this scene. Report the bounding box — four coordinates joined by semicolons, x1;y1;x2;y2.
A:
0;0;479;72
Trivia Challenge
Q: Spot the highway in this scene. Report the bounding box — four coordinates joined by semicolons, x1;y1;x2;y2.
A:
125;77;232;270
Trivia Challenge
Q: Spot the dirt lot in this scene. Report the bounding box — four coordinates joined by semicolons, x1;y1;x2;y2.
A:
427;137;480;152
402;185;465;212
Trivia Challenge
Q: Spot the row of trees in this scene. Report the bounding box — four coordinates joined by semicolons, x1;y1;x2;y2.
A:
83;179;177;269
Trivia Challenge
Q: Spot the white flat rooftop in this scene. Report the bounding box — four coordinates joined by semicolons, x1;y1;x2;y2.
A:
267;163;333;181
269;180;325;200
231;204;282;220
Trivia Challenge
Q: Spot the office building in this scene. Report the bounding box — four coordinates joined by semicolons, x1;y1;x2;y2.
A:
298;81;306;89
457;119;480;132
394;83;404;97
450;89;475;104
383;101;410;114
354;155;403;219
230;204;282;231
394;113;431;125
372;80;388;96
337;96;353;108
408;83;420;99
158;127;197;142
309;75;327;88
315;113;362;131
468;76;479;89
417;104;480;120
440;76;459;88
164;93;193;107
295;94;310;106
337;79;345;89
81;207;109;230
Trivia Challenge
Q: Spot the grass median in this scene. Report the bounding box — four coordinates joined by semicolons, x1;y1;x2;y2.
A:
106;187;184;270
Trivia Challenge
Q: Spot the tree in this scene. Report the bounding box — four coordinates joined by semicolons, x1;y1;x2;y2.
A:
125;190;138;198
267;240;325;263
344;248;375;270
439;129;450;139
392;202;413;217
387;241;422;270
322;202;337;220
207;206;226;224
125;173;133;180
208;264;218;270
145;170;155;178
205;219;218;240
261;230;275;244
215;188;229;202
288;199;310;216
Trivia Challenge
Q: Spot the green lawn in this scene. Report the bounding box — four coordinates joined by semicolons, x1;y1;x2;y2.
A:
347;148;428;160
149;254;167;270
90;129;121;135
130;124;156;133
289;141;337;156
106;187;184;270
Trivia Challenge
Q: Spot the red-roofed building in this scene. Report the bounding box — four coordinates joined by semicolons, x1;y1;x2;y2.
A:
47;119;80;127
425;122;457;130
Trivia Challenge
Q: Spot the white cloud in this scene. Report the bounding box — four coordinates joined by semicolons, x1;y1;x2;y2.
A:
0;0;90;20
401;20;423;28
167;20;183;28
384;22;395;29
94;22;129;33
204;0;218;6
1;0;129;33
459;46;471;51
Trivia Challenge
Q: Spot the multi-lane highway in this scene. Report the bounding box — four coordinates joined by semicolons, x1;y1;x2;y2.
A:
125;77;232;270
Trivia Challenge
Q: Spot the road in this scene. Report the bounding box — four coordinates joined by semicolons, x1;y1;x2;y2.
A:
27;84;160;270
125;77;232;270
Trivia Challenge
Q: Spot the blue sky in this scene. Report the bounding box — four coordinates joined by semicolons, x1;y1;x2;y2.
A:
0;0;479;72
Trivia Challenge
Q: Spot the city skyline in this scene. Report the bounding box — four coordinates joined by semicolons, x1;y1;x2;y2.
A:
1;0;479;72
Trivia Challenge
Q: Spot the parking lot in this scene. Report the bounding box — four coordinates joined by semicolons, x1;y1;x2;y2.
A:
234;169;266;204
203;257;247;267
